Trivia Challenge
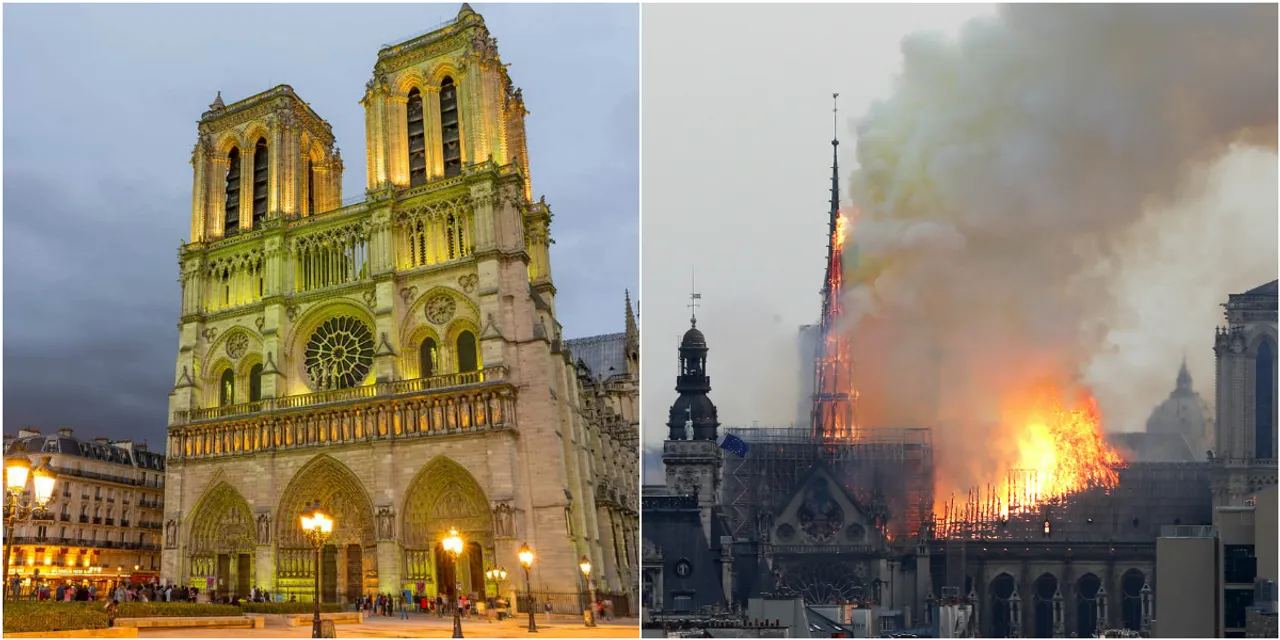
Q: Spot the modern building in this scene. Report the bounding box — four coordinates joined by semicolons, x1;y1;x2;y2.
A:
161;4;638;608
3;428;166;596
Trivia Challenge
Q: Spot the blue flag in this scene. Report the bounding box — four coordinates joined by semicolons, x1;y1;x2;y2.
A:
720;433;750;458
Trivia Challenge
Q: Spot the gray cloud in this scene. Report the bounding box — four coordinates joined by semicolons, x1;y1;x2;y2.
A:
3;3;638;446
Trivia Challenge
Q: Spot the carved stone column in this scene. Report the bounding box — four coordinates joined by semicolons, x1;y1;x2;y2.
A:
425;86;443;179
387;95;408;187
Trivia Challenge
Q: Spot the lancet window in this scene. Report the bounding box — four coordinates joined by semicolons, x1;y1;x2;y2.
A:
224;148;241;234
249;363;263;403
440;77;461;178
306;158;315;216
291;223;370;293
396;199;474;269
457;331;478;373
407;88;427;187
204;250;265;313
252;138;269;226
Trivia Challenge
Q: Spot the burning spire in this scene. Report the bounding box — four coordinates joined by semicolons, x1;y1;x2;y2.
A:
810;94;858;443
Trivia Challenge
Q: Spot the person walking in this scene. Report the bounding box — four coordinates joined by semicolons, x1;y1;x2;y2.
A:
399;594;409;620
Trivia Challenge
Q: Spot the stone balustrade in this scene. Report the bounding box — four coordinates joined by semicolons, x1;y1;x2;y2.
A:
167;371;516;462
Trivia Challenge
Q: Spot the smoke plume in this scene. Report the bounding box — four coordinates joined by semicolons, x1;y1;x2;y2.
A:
843;4;1278;495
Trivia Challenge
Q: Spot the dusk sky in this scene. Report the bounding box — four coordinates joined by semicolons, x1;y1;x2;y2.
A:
3;3;639;447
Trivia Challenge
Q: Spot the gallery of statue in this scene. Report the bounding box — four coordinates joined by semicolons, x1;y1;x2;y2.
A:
161;5;639;606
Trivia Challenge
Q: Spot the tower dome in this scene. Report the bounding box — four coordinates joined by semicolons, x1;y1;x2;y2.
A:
1145;358;1213;456
667;316;719;441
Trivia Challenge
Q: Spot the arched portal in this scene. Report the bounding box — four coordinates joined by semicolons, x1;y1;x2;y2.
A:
1076;573;1101;636
185;481;255;600
1121;569;1146;630
1033;573;1059;638
275;455;376;603
988;573;1016;639
401;456;493;599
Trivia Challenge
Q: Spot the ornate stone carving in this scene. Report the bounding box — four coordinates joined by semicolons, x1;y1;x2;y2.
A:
492;502;515;538
425;294;457;325
363;290;377;309
202;328;218;342
226;332;249;360
376;507;395;541
400;286;418;306
286;303;300;321
255;317;266;333
165;519;177;549
457;274;478;293
256;513;272;545
305;316;375;391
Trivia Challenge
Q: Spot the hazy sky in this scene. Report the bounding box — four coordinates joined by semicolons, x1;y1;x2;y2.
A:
3;3;639;447
640;4;1277;481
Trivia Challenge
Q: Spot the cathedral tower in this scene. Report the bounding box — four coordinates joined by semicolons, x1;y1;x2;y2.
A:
163;5;636;604
664;295;723;541
1211;280;1278;512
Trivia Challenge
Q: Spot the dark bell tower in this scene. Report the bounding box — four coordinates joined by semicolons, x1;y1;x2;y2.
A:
667;299;719;441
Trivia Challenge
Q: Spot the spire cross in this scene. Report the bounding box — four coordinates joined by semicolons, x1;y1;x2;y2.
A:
689;269;701;325
832;93;840;147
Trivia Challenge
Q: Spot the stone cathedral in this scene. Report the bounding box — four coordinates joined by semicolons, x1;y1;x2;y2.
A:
161;5;639;606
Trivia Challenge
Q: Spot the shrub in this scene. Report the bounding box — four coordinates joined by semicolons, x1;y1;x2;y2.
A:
241;602;344;614
116;602;241;618
3;602;108;633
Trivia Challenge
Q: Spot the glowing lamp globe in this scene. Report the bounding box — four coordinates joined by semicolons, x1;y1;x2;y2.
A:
517;543;534;570
579;555;592;577
443;528;463;556
6;457;31;492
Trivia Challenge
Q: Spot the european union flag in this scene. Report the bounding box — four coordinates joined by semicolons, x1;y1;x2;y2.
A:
720;433;750;458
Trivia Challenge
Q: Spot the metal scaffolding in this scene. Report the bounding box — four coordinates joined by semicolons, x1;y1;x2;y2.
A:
721;426;935;542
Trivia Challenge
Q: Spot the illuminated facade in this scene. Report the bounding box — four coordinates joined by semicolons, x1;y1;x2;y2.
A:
3;428;166;594
162;5;638;606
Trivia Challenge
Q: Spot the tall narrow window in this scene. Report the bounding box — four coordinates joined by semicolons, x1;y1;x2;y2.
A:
1256;341;1274;459
219;369;235;407
420;338;437;378
252;138;269;225
440;78;461;178
306;158;316;215
224;148;241;234
457;331;478;373
249;363;263;403
407;88;427;187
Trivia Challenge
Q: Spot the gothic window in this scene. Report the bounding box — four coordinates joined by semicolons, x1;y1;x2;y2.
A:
252;138;269;225
249;363;263;403
219;369;235;407
1257;340;1274;459
420;338;437;378
440;77;461;178
304;316;375;391
306;158;316;215
457;330;478;373
407;88;427;187
224;148;241;234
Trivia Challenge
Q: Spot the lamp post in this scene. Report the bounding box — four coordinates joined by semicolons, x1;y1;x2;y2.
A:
485;567;508;619
4;456;57;601
300;501;333;639
442;529;465;638
579;555;596;627
517;543;537;633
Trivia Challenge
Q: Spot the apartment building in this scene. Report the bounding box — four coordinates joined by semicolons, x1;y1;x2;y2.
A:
3;428;165;596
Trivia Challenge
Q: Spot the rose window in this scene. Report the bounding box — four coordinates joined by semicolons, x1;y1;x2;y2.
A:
304;316;375;391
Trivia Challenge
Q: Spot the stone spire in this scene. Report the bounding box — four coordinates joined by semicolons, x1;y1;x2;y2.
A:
1175;354;1192;395
209;91;225;111
624;289;638;359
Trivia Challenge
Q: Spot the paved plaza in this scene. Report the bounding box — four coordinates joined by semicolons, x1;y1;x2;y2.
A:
135;614;639;638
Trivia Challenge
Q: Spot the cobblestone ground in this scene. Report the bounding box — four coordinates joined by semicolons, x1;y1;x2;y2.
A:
136;613;640;638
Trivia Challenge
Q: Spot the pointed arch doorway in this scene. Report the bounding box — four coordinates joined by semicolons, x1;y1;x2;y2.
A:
402;456;495;599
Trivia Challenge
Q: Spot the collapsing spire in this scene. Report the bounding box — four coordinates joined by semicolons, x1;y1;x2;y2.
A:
810;93;858;442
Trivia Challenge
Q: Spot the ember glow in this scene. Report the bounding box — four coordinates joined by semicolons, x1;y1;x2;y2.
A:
834;212;851;250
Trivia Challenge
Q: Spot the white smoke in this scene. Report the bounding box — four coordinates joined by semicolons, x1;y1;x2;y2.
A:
843;4;1277;492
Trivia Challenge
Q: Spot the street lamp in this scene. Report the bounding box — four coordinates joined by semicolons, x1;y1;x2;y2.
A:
579;555;596;627
442;528;464;639
4;456;57;600
299;501;333;640
485;567;508;619
517;543;537;633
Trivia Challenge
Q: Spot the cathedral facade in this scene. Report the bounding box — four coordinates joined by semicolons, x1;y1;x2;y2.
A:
161;5;638;605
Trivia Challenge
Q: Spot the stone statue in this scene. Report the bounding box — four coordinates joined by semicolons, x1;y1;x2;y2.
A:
256;514;271;545
376;507;394;540
165;519;177;549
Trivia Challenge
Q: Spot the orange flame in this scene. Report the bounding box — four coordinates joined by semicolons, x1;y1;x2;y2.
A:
1005;386;1123;500
834;212;851;249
